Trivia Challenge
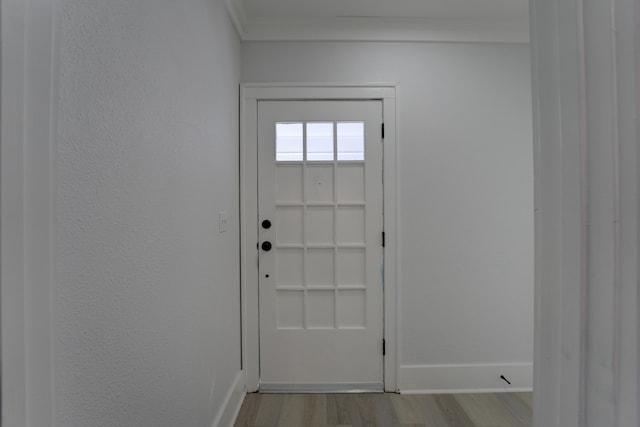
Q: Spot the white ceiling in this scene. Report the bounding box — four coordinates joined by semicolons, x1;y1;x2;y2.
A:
225;0;530;43
243;0;527;22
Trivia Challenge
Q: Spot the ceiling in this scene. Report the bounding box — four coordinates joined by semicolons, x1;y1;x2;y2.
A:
243;0;527;22
225;0;530;43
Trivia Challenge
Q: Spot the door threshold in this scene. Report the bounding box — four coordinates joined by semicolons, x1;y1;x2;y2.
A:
259;383;384;393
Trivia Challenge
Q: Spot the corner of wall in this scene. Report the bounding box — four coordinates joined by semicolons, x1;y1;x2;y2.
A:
224;0;246;40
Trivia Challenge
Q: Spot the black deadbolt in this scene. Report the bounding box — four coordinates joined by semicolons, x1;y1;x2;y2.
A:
261;219;272;229
261;241;272;252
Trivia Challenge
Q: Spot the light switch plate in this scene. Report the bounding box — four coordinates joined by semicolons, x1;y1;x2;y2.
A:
219;211;228;233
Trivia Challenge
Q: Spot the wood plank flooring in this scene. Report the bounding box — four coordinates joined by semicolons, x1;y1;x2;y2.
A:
234;392;532;427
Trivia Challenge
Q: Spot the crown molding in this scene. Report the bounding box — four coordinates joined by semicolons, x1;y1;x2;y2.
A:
240;16;529;44
224;0;247;39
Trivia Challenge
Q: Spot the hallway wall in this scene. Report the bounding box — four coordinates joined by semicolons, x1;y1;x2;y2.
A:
242;42;534;391
55;1;242;426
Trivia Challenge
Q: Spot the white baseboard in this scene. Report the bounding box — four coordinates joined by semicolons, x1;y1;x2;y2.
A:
212;371;246;427
398;363;533;394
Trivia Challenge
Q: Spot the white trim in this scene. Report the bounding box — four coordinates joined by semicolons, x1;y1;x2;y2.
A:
242;16;530;44
381;92;399;393
401;388;534;395
530;0;640;424
240;83;399;393
2;0;57;425
211;371;246;427
529;0;586;424
259;383;383;393
398;363;533;394
2;0;28;424
24;0;59;425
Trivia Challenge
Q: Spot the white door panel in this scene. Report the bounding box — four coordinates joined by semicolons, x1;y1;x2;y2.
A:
258;100;384;391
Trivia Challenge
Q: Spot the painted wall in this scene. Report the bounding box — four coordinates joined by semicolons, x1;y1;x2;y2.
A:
55;1;242;426
242;42;534;391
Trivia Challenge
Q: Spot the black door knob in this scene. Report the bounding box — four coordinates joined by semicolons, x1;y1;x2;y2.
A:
261;241;272;252
262;219;272;229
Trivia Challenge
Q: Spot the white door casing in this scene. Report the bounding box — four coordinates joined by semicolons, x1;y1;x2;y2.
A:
2;0;57;425
257;100;384;391
240;84;398;393
531;0;640;425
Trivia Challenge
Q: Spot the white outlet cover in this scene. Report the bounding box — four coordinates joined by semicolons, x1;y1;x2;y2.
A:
219;211;228;233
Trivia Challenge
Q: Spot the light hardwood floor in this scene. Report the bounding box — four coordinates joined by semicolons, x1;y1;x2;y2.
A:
234;392;532;427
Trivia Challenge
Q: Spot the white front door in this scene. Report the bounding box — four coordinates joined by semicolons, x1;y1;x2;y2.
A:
257;100;384;392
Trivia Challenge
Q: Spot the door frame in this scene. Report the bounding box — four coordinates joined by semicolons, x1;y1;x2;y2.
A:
240;84;399;392
2;0;58;425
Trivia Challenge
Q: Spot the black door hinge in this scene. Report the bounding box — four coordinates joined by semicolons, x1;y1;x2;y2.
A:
382;123;385;139
383;339;386;355
382;231;385;247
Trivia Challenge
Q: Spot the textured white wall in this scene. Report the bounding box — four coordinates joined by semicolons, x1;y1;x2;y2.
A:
55;1;241;426
242;42;534;389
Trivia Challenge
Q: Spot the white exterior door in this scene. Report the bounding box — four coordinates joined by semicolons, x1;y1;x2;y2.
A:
257;100;384;391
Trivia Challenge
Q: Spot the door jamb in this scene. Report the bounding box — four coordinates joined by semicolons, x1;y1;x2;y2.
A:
240;84;399;392
2;0;58;425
